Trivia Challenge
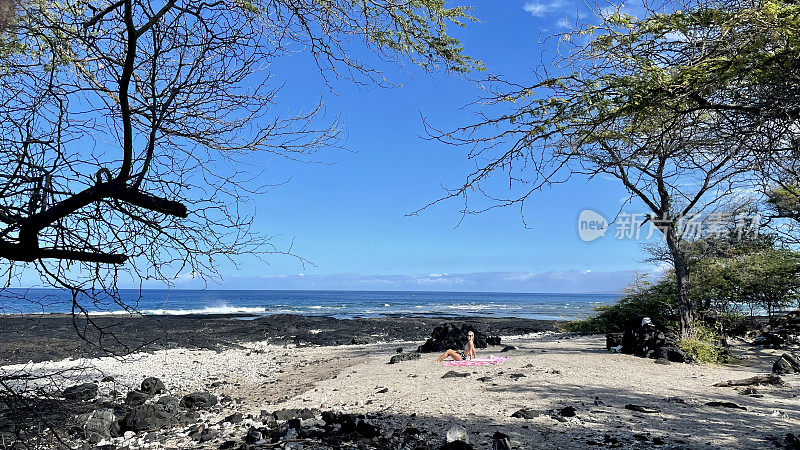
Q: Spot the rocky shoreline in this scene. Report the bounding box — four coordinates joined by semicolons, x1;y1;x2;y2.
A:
0;314;558;365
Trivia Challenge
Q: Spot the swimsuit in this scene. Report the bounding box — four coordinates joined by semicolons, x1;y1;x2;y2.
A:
460;342;471;359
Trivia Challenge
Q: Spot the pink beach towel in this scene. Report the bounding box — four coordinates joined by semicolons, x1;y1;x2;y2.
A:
442;356;509;367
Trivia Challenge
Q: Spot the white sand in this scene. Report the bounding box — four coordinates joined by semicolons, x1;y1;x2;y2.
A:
3;333;799;448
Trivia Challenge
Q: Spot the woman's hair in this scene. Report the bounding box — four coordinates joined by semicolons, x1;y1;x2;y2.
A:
467;331;474;337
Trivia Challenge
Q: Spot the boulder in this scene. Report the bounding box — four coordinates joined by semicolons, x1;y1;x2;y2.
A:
785;433;800;450
511;408;539;419
222;412;243;424
622;322;667;357
63;383;98;401
122;402;180;432
755;310;800;348
558;406;577;417
500;345;517;352
389;352;421;364
272;408;318;421
486;336;502;346
445;424;468;443
616;318;690;363
418;324;489;353
156;395;180;410
244;427;262;444
773;353;800;374
739;387;761;396
141;377;166;395
441;371;470;379
356;420;379;438
753;331;786;348
125;390;150;406
188;425;216;443
337;413;358;434
492;432;512;450
80;409;119;443
179;391;217;410
652;346;687;363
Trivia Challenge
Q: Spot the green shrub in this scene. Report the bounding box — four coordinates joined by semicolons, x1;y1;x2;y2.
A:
677;322;729;364
562;275;678;333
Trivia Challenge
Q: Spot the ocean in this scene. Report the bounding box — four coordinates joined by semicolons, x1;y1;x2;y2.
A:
0;289;619;321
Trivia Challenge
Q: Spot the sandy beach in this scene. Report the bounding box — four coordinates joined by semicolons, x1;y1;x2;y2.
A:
1;316;798;449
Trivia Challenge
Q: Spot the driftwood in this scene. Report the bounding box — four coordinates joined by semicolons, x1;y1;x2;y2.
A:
713;374;784;387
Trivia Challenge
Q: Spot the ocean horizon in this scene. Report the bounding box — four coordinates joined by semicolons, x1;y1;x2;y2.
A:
0;288;620;321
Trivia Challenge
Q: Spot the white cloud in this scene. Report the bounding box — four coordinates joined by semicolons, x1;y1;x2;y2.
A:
523;1;564;17
200;269;657;293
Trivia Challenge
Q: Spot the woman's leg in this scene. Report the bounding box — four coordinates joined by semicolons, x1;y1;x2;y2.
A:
436;349;463;362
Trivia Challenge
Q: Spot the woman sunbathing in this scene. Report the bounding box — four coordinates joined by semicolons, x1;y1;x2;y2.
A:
436;330;477;362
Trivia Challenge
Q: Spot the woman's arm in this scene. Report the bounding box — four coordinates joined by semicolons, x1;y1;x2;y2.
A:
468;341;477;359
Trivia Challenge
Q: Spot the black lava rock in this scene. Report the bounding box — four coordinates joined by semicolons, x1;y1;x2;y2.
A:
244;427;262;444
624;404;660;414
389;352;421;364
141;377;166;395
180;392;218;410
63;383;98;401
754;331;786;349
558;406;577;417
125;390;151;406
223;412;243;424
705;401;746;410
773;353;800;374
272;408;318;421
122;402;180;432
356;420;380;438
418;323;489;353
441;371;470;379
511;408;539;419
652;346;687;363
338;414;358;434
492;432;512;450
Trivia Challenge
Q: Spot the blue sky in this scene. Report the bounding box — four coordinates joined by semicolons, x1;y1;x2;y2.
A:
159;1;662;293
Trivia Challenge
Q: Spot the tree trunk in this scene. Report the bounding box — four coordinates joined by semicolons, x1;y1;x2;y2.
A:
665;225;694;335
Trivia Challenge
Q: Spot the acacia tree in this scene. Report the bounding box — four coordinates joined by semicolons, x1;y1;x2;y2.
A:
0;0;479;315
425;0;800;334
